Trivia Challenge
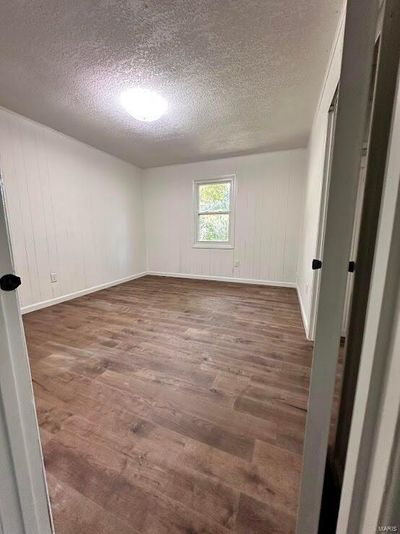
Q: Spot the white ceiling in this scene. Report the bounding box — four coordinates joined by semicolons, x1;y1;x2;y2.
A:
0;0;343;168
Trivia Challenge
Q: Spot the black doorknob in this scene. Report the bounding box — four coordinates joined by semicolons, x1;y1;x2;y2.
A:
0;274;22;291
312;259;322;270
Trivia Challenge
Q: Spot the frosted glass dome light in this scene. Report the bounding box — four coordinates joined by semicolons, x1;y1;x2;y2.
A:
120;88;168;122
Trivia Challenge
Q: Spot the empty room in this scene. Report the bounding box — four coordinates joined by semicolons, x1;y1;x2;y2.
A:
1;1;400;534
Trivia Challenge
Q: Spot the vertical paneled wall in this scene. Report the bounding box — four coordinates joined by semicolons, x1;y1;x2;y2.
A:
0;107;307;312
143;150;307;285
0;108;146;311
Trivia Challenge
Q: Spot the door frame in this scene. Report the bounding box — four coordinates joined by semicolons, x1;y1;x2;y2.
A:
296;0;380;532
0;174;53;533
338;58;400;534
310;95;369;343
340;150;368;337
333;0;400;485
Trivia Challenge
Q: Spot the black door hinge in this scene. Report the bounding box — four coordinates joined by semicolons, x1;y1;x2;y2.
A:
348;261;356;273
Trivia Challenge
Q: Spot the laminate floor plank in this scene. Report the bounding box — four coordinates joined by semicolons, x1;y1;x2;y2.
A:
46;473;139;534
24;275;313;533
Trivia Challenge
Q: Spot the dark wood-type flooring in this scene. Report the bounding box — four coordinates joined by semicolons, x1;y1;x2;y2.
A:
24;276;313;534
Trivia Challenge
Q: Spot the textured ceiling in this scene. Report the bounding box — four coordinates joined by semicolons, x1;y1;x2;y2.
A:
0;0;344;168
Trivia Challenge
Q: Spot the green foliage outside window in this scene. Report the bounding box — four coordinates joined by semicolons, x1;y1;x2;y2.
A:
199;213;229;241
198;182;231;242
199;182;230;212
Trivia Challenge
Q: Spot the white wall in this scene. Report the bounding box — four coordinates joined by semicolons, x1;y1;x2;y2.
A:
0;107;146;312
296;12;345;336
0;109;307;311
143;150;307;286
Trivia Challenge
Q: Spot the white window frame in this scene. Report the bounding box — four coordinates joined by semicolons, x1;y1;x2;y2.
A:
193;175;235;249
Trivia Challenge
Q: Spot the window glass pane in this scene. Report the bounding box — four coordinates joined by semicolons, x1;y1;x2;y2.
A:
198;214;229;241
198;182;231;212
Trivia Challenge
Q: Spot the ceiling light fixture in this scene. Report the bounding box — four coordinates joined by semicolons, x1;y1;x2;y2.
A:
120;88;168;122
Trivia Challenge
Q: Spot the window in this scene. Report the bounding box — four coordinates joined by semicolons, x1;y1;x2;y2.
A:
193;176;235;248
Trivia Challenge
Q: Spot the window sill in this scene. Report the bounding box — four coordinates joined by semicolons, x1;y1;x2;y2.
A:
192;243;234;250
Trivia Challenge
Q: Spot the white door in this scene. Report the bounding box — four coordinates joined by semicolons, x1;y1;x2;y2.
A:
0;176;53;533
296;0;379;532
309;90;338;341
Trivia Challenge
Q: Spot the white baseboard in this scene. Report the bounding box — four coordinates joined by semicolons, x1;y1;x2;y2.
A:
146;270;296;288
297;286;311;339
20;270;299;316
20;272;147;314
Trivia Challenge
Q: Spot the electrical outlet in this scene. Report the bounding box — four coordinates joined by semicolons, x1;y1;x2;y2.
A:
50;272;57;283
